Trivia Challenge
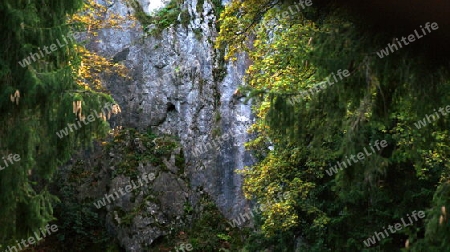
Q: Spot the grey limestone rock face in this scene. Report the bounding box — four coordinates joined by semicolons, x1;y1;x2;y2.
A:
83;0;256;250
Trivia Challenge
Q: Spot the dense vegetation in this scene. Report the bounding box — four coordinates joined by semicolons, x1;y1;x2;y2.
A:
0;0;127;248
126;0;190;36
0;0;107;245
2;0;450;251
218;0;450;251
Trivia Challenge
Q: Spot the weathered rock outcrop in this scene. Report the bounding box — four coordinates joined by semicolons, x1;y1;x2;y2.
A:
58;129;188;248
76;0;254;250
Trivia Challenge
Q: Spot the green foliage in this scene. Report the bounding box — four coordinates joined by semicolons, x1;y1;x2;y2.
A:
196;0;223;19
410;183;450;251
196;0;205;13
116;207;140;227
218;1;450;251
107;128;182;178
154;194;249;251
217;233;232;241
52;168;117;251
0;0;115;244
211;0;224;20
243;229;296;252
193;27;203;40
127;0;187;36
184;201;194;215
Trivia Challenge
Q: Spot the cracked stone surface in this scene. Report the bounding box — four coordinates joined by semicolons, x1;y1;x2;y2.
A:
78;0;256;250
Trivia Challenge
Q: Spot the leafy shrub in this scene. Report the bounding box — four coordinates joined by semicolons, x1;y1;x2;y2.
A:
52;182;119;251
127;0;187;36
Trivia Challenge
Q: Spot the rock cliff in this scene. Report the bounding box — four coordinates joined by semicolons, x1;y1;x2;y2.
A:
71;0;255;250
